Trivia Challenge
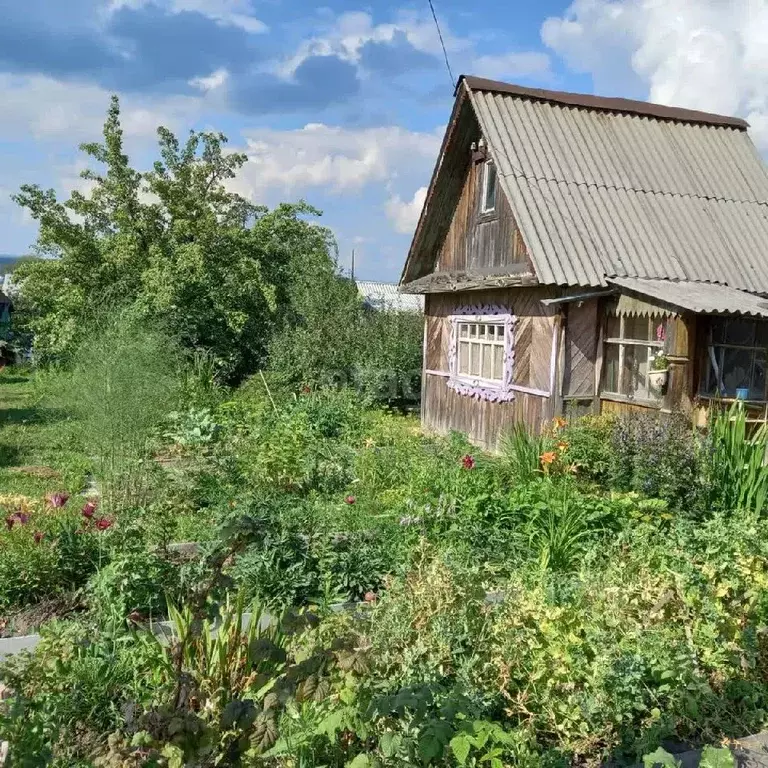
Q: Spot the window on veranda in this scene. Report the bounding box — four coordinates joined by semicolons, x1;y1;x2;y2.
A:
702;317;768;400
602;313;666;401
456;322;506;383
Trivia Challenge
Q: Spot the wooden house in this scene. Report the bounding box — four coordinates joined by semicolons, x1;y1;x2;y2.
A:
400;76;768;448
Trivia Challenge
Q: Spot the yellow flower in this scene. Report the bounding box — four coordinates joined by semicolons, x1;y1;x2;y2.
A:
553;416;567;431
557;441;569;452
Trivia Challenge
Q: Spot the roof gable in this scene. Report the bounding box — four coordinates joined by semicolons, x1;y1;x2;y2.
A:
402;76;768;293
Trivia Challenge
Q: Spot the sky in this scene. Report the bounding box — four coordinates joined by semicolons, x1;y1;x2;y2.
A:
0;0;766;281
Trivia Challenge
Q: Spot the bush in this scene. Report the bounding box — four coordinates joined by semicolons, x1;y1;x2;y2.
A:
0;495;104;612
561;412;699;511
86;546;182;621
559;414;614;483
47;314;184;512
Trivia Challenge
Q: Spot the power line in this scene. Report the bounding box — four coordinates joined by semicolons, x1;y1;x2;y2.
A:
427;0;455;90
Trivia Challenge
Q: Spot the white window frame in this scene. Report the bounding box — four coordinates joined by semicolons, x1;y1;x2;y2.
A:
455;320;506;385
602;314;665;402
447;307;516;402
481;159;497;213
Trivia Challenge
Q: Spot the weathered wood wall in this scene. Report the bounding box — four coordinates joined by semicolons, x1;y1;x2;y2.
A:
562;299;599;399
435;149;530;273
423;286;557;449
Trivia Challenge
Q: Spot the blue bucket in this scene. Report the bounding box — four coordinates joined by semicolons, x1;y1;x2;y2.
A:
735;387;749;401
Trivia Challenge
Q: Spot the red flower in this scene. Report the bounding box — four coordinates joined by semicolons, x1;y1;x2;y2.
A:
364;591;377;603
300;385;311;394
344;495;356;505
82;501;97;519
4;515;14;531
461;454;475;470
33;531;44;544
46;492;70;509
95;517;113;531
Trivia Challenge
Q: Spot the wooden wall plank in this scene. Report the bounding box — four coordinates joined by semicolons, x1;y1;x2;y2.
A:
562;300;599;398
421;285;557;448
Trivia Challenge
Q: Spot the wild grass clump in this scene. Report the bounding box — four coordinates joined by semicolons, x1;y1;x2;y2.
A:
701;402;768;515
46;314;184;511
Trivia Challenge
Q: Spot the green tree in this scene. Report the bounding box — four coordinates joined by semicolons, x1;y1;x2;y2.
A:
13;96;336;380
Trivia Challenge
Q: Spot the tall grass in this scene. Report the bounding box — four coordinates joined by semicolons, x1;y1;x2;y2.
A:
499;422;543;484
49;315;183;511
705;402;768;515
525;480;591;571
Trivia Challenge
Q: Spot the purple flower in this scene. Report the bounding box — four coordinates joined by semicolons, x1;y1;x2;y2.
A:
46;492;70;509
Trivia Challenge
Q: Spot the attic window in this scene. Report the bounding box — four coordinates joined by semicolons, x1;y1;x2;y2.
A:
481;160;497;213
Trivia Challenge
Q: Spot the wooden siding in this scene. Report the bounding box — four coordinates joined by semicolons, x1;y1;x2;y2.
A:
562;300;599;398
422;286;557;448
436;148;530;274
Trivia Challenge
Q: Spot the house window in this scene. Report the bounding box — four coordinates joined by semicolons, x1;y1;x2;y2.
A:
448;307;516;402
702;318;768;400
457;321;506;382
602;313;666;401
481;160;497;213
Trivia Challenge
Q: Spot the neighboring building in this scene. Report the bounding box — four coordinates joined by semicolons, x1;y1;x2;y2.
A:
356;280;424;313
400;75;768;449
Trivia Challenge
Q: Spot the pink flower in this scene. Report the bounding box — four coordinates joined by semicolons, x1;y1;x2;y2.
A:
33;531;44;544
46;492;70;509
461;454;475;470
345;495;356;505
364;591;377;603
82;501;97;519
16;512;29;526
95;517;113;531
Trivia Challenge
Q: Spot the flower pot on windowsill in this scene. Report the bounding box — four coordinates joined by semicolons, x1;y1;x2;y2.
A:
648;368;669;392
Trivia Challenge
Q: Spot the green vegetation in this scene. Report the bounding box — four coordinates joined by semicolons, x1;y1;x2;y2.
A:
0;98;762;768
1;357;767;766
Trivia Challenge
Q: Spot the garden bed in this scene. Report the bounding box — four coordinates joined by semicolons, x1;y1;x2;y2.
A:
3;367;768;767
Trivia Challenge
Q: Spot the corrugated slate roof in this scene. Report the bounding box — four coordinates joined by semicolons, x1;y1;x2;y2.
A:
608;277;768;318
356;281;424;312
467;79;768;291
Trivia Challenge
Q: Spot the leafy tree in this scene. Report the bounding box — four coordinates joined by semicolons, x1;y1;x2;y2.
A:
13;96;336;380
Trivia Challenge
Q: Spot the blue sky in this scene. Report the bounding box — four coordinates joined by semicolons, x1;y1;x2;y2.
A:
0;0;765;280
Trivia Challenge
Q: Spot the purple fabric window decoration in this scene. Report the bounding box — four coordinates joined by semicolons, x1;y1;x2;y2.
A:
447;304;516;402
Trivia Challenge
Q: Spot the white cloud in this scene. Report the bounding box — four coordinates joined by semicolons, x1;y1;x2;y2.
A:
278;10;465;75
542;0;768;150
385;186;427;235
190;68;229;92
105;0;267;32
0;74;206;144
231;123;441;201
470;51;552;81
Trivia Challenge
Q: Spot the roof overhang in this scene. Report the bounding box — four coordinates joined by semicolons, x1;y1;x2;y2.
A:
607;277;768;318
